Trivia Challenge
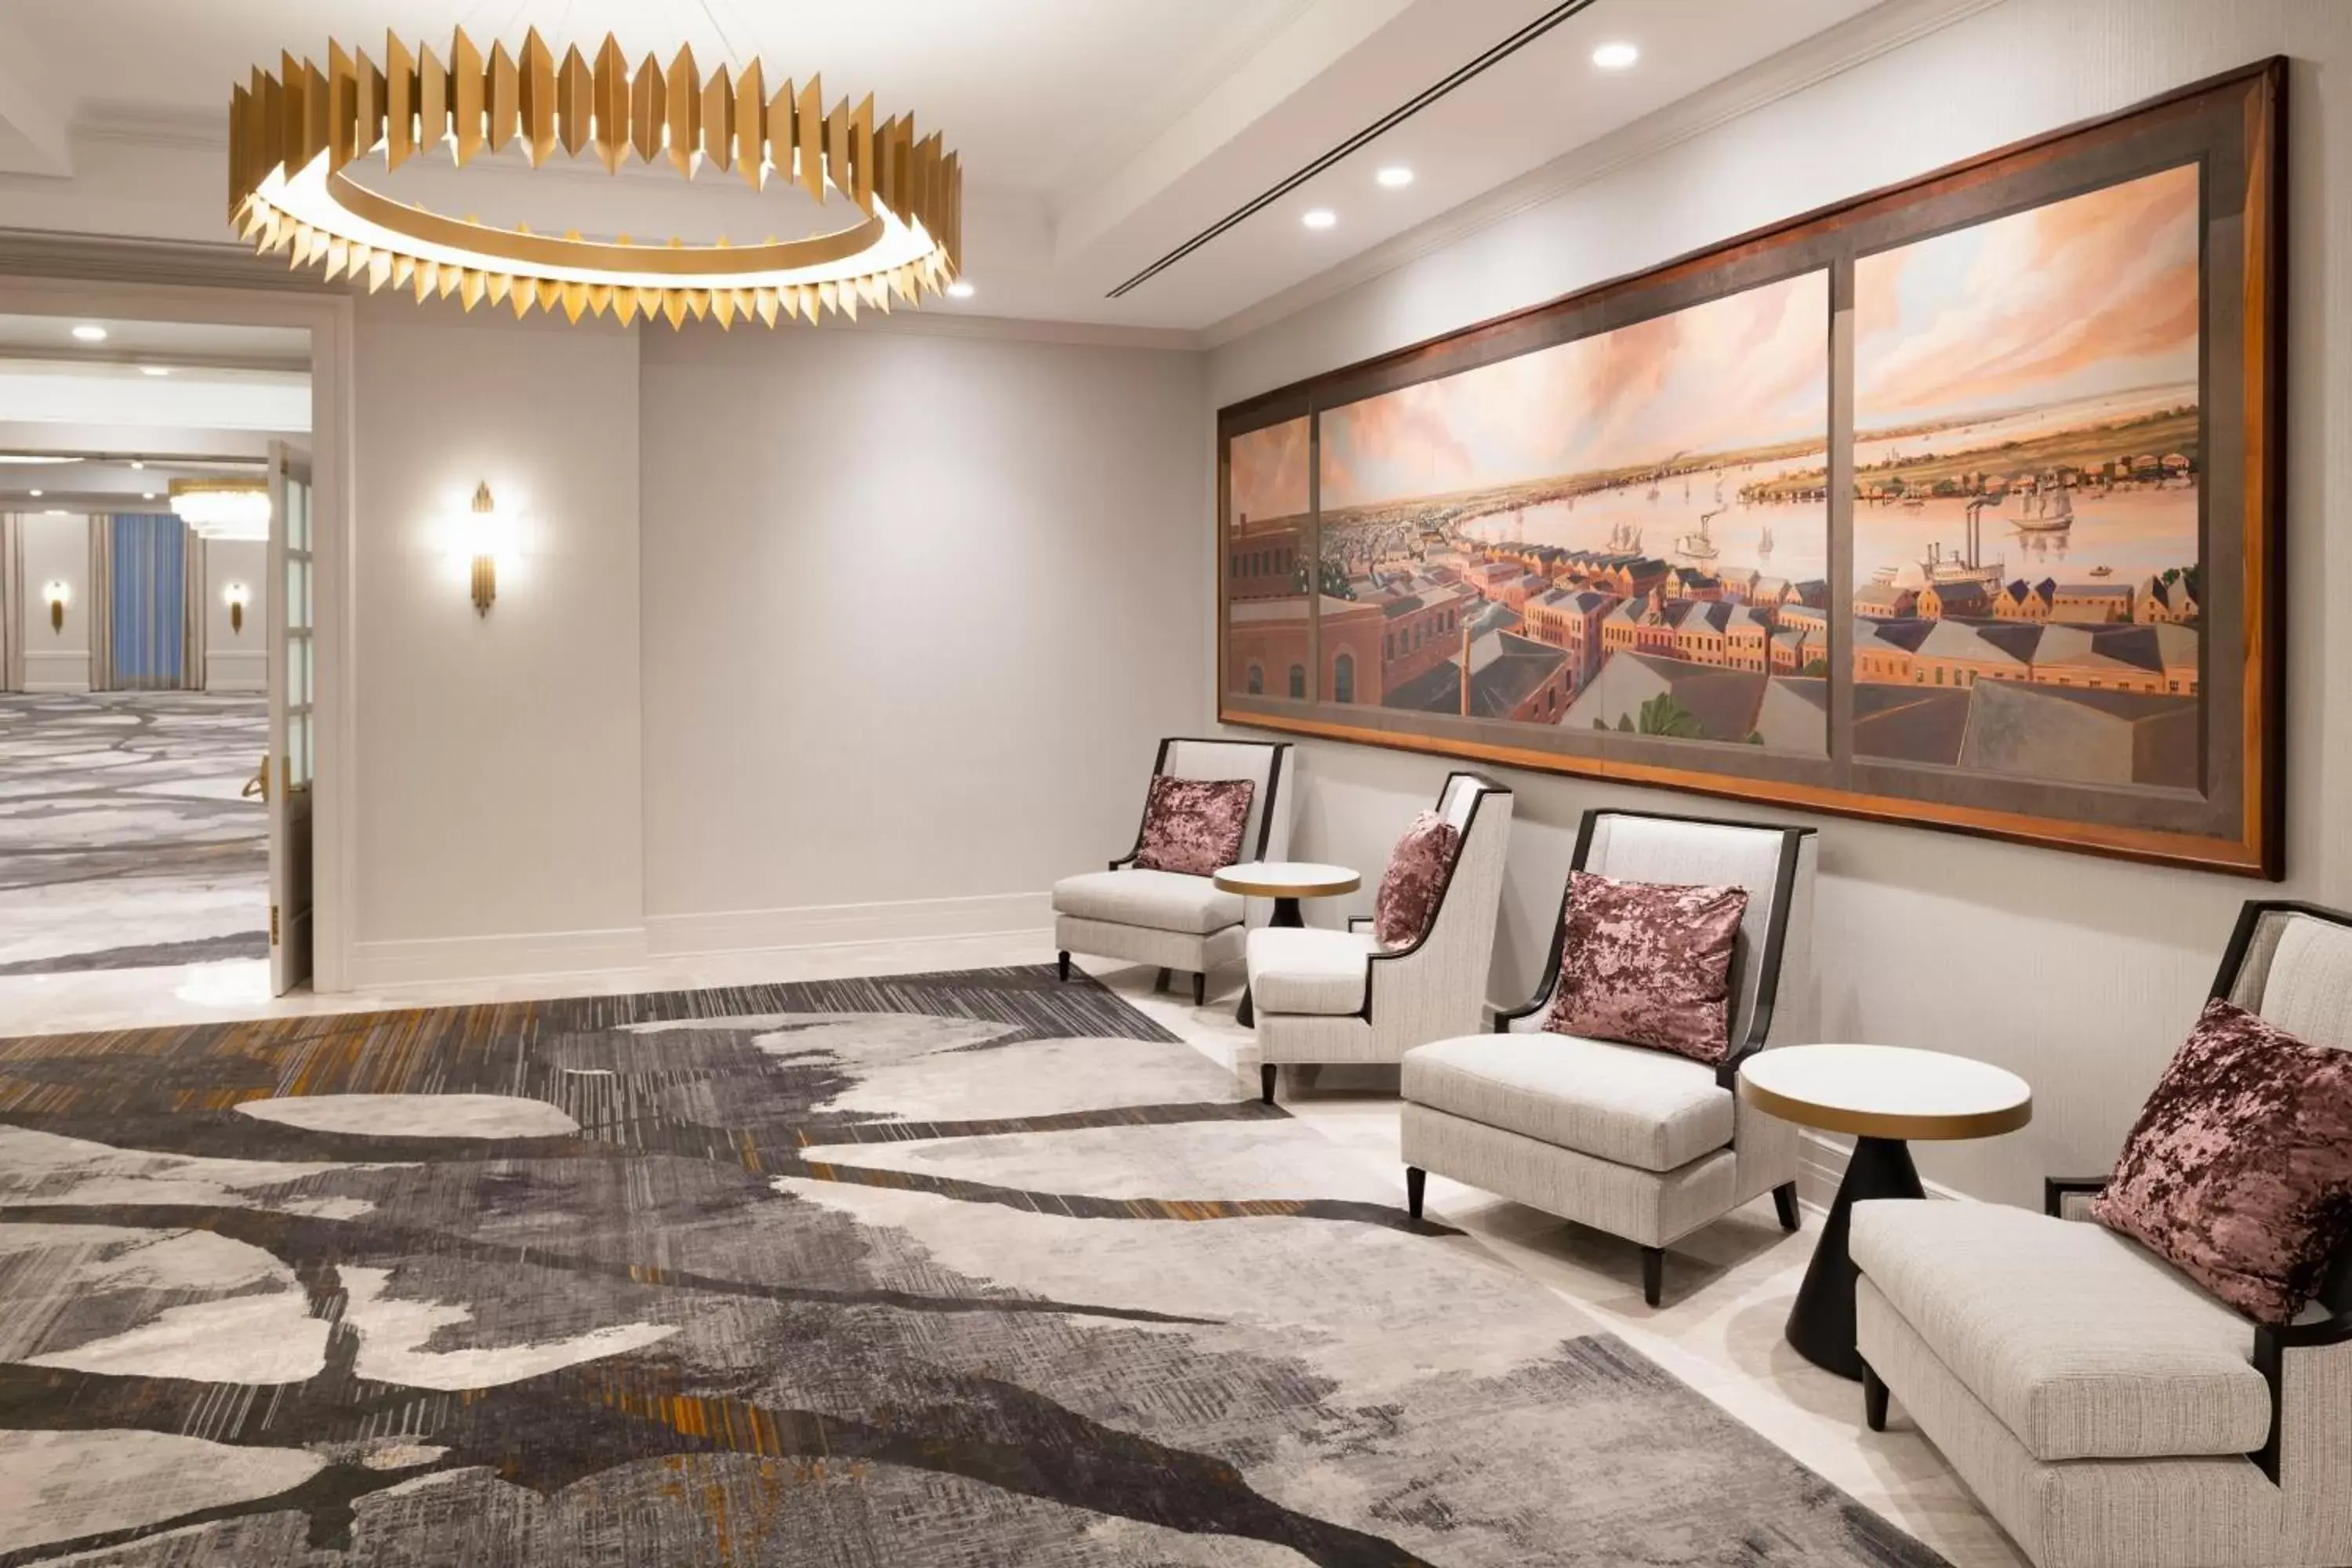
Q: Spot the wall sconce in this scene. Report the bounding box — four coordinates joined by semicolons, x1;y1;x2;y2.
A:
43;580;69;633
468;481;498;615
223;582;249;635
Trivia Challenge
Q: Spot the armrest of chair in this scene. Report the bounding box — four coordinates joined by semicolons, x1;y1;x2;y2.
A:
2043;1175;2110;1219
2252;1308;2352;1483
1715;1039;1769;1091
1347;915;1374;934
1492;994;1545;1033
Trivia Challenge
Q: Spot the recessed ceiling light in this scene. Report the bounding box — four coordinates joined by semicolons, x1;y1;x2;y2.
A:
28;489;42;498
945;280;975;299
71;324;108;343
1301;208;1338;230
1591;41;1640;71
1375;165;1414;189
129;459;145;470
142;491;158;500
140;365;171;377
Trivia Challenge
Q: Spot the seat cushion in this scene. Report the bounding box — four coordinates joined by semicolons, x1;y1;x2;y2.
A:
1849;1199;2270;1461
1245;927;1377;1015
1050;869;1241;937
1402;1034;1733;1173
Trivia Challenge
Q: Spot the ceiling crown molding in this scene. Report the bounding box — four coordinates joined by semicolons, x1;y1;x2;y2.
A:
1202;0;2008;348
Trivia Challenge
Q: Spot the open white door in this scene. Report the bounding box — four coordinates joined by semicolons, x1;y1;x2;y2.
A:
267;441;315;994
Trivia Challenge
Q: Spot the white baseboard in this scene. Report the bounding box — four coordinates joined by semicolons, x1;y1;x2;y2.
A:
341;892;1055;990
1797;1129;1970;1210
644;891;1051;956
347;926;650;989
204;649;265;691
22;648;89;692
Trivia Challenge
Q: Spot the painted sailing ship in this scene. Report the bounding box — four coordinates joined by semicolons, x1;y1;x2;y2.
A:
2005;474;2075;533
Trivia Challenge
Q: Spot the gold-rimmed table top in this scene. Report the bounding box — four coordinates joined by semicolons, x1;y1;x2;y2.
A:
1212;862;1361;899
1738;1044;2031;1142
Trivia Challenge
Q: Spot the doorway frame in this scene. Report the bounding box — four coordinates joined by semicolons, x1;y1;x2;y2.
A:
0;273;358;992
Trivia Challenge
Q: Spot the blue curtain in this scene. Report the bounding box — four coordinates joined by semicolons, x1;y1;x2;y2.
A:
110;514;186;690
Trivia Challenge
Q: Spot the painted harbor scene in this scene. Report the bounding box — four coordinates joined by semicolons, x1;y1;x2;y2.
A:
1229;270;1837;751
1226;165;2201;793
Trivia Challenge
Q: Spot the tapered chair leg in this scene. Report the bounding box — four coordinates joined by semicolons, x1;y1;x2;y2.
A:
1773;1181;1801;1232
1056;951;1070;982
1192;971;1207;1007
1863;1362;1889;1432
1405;1167;1425;1221
1259;1064;1276;1105
1154;967;1172;993
1641;1247;1665;1308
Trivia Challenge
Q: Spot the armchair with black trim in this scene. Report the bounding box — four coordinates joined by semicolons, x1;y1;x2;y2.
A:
1395;807;1818;1307
1244;771;1513;1104
1849;898;2352;1568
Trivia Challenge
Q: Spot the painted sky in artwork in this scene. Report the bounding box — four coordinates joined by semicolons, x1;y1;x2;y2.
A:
1227;416;1310;524
1316;271;1828;512
1856;162;2200;425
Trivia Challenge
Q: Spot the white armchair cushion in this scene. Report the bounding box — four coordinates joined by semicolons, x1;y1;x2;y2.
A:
1850;1199;2271;1461
1403;1034;1733;1173
1246;927;1377;1014
1051;869;1241;936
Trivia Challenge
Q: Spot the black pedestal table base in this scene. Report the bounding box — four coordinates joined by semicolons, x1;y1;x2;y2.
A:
1784;1134;1926;1380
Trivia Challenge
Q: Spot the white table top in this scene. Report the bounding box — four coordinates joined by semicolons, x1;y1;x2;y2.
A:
1213;861;1362;898
1739;1043;2031;1142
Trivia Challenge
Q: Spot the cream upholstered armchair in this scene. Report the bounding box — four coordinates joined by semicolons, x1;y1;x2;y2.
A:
1245;771;1512;1104
1850;899;2352;1568
1400;808;1817;1306
1053;738;1294;1006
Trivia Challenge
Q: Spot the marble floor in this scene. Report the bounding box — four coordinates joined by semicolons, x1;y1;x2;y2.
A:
0;692;270;977
0;931;2027;1567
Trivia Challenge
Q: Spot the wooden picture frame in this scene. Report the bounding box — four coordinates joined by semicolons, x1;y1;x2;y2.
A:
1217;59;2285;877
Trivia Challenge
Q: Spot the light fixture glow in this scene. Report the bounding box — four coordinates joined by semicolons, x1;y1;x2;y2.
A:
169;478;271;541
1591;41;1640;71
1301;208;1338;230
224;581;249;635
0;454;75;466
142;491;158;500
71;324;107;343
230;29;964;329
27;489;42;498
1375;165;1414;189
43;580;69;633
466;482;502;615
129;460;145;470
945;280;975;299
140;365;171;377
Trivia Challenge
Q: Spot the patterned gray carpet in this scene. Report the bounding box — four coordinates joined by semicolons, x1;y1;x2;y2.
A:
0;692;269;975
0;967;1947;1566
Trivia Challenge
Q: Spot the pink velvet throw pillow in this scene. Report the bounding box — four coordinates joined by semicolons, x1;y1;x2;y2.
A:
1543;869;1749;1063
1373;810;1461;949
2092;997;2352;1325
1132;775;1255;877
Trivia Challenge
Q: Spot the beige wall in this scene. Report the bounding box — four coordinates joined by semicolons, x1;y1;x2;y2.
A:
1207;0;2352;1206
201;537;265;692
637;327;1207;945
343;310;1206;979
17;511;88;691
350;305;644;973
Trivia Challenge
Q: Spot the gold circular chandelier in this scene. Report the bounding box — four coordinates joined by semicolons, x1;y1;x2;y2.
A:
228;29;961;328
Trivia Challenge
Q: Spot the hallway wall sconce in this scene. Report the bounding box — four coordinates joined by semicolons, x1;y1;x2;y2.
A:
43;580;69;633
224;582;249;635
467;482;499;616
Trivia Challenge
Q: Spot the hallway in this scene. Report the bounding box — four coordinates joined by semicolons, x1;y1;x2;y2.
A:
0;691;268;978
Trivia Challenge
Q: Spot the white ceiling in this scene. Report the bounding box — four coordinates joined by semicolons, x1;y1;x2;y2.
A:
0;0;1931;335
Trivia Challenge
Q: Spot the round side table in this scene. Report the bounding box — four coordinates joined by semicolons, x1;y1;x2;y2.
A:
1738;1044;2031;1380
1213;861;1360;1027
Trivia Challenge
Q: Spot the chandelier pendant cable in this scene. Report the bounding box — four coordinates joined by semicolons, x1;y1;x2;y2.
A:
227;27;961;328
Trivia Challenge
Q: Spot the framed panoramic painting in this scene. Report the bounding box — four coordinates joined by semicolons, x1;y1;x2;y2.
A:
1218;59;2285;877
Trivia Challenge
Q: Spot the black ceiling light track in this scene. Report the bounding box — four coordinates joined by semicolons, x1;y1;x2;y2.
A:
1106;0;1602;299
